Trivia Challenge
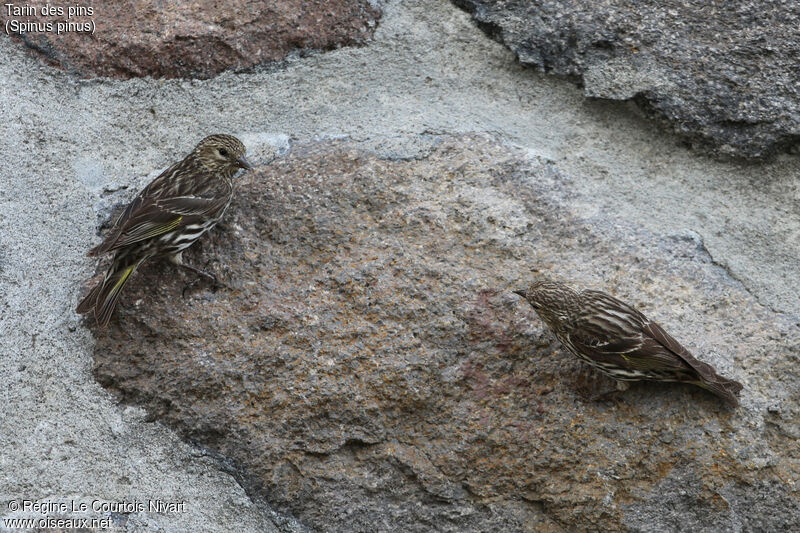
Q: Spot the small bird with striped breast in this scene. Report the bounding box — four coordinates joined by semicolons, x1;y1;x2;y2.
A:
513;279;743;406
77;134;252;327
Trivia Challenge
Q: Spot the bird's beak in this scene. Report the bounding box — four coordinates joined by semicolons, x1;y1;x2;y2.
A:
237;155;253;169
512;290;527;298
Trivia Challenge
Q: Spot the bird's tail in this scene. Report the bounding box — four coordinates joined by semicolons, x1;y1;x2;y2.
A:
76;257;144;327
692;375;743;407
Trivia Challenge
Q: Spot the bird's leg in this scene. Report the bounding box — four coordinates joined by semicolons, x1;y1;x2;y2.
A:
170;252;228;293
180;261;218;284
580;386;625;403
575;366;625;402
586;381;629;405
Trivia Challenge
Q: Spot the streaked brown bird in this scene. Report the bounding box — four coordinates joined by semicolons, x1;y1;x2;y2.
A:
77;134;252;327
513;280;743;406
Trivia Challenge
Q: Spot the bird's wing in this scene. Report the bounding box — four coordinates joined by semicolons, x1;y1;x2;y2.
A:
569;322;692;373
90;194;228;255
153;195;230;216
89;200;186;254
572;291;741;403
570;290;694;373
89;162;178;255
642;320;741;391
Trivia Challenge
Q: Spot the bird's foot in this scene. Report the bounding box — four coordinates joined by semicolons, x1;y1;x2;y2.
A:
181;277;199;299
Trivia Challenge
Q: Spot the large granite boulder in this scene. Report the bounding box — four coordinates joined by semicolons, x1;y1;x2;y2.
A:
87;136;799;531
1;0;380;79
454;0;800;159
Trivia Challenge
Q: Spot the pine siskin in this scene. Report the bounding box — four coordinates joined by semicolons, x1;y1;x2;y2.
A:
513;280;743;406
76;134;252;327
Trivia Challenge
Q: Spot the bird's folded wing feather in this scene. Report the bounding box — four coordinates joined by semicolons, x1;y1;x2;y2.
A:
642;320;736;387
92;195;226;253
154;195;229;216
569;326;692;372
572;293;694;372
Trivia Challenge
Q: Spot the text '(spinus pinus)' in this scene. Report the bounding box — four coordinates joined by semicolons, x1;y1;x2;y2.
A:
76;134;252;327
513;280;743;406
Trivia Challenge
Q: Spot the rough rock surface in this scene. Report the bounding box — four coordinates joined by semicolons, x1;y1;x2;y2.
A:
1;0;380;78
89;136;799;532
454;0;800;159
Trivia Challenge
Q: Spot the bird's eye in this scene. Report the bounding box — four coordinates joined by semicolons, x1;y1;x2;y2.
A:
219;148;228;156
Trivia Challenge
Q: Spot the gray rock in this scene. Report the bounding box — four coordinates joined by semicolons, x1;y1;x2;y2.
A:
454;0;800;159
3;1;799;531
90;136;799;532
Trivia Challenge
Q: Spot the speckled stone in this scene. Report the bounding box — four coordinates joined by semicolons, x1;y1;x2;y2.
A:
88;136;799;532
454;0;800;159
1;0;380;79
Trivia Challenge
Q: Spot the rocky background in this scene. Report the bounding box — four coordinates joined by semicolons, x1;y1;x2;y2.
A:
455;0;800;159
1;0;380;78
2;1;798;532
